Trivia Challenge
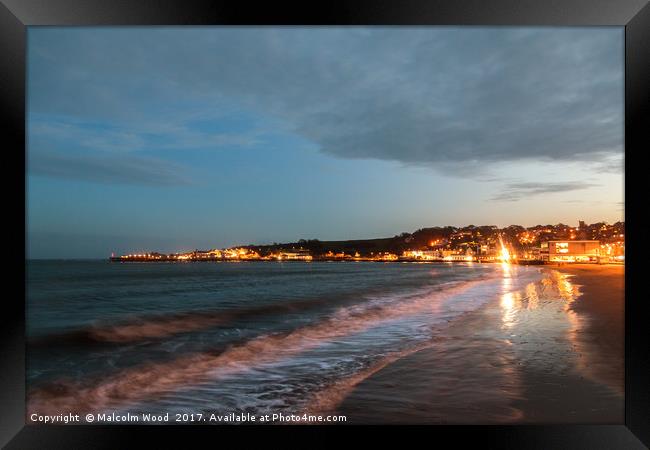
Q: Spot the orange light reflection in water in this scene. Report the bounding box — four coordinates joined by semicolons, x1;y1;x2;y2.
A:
497;269;614;398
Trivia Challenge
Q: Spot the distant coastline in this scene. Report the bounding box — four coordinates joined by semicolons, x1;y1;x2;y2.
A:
108;256;547;265
108;220;624;265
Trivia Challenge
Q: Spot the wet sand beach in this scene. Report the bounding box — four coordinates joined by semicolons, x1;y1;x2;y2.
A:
336;264;624;424
559;264;624;396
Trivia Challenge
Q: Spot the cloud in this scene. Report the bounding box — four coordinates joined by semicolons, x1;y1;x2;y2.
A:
491;181;599;202
29;151;192;186
591;153;624;174
28;27;624;180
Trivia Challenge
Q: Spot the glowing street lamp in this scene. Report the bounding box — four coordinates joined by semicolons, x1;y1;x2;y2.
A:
498;236;511;263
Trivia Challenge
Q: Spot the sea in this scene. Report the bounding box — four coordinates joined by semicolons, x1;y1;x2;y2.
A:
26;260;544;419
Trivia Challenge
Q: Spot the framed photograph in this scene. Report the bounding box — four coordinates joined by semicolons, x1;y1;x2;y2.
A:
2;0;648;448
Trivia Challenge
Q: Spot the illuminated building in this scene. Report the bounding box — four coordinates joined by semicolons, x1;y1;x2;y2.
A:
443;254;475;262
402;250;437;260
540;240;601;263
278;249;313;261
324;251;350;259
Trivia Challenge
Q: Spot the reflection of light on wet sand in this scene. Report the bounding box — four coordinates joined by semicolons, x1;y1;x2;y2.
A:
499;264;518;329
499;273;544;329
555;268;624;398
500;262;512;281
335;267;621;424
547;272;622;397
545;272;584;375
525;283;539;310
500;292;517;329
553;272;601;392
503;270;621;397
542;270;580;304
488;267;606;419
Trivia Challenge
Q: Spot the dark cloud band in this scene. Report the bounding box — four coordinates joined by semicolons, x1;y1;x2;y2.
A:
28;27;623;183
491;181;599;202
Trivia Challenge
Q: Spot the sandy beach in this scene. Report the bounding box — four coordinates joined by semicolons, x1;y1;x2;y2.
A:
559;264;624;395
336;264;624;424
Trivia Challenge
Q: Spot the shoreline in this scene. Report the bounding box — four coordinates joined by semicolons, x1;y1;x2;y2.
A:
106;258;544;263
553;264;624;395
335;264;624;424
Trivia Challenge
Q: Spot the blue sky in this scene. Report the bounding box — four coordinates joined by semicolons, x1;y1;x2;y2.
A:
27;27;624;258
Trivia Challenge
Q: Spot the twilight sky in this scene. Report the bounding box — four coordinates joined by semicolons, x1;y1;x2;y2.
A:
27;27;624;259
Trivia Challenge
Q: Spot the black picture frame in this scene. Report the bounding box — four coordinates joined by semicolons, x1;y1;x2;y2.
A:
2;1;648;448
